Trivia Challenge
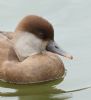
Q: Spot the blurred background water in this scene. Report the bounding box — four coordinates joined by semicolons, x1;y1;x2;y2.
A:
0;0;91;100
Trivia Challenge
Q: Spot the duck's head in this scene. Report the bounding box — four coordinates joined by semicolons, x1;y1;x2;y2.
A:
14;15;73;61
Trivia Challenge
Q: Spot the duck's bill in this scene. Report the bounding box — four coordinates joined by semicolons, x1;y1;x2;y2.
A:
46;40;73;59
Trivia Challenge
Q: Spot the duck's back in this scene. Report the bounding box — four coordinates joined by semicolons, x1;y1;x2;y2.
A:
0;34;11;65
0;33;18;66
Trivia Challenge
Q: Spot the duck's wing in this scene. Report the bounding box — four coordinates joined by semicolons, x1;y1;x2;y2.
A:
0;33;11;65
0;33;19;66
0;31;14;39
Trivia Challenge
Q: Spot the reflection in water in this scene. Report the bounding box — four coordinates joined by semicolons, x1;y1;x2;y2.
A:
0;78;72;100
0;78;90;100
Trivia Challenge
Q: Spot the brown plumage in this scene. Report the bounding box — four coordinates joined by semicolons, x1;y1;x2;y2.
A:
0;15;72;84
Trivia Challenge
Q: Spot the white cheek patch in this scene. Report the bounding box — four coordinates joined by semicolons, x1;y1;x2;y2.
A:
13;32;48;61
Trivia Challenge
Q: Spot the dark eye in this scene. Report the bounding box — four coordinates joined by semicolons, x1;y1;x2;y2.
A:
38;29;48;39
39;32;44;37
39;32;46;38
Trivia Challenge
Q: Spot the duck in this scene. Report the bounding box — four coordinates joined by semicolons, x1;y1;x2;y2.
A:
0;15;73;84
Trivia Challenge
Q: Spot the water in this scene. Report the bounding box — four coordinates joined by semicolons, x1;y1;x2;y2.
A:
0;0;91;100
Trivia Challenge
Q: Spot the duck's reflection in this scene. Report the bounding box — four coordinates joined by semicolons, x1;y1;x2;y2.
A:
0;78;72;100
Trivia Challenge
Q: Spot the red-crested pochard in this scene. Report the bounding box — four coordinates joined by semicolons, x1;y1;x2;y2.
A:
0;15;73;84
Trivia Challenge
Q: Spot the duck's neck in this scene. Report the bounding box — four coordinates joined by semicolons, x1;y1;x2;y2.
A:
13;32;48;61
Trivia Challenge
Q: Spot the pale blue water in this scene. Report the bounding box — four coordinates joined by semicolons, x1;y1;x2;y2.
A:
0;0;91;100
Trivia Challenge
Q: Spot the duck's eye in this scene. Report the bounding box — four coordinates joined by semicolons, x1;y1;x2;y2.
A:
39;32;44;37
39;32;47;39
38;29;48;39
